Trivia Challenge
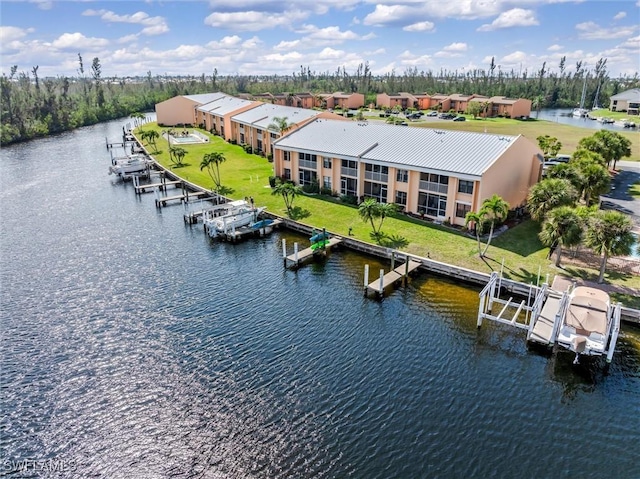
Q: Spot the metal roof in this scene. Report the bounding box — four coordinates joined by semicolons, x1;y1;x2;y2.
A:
183;92;227;104
610;88;640;101
196;95;255;116
274;119;520;177
231;104;320;130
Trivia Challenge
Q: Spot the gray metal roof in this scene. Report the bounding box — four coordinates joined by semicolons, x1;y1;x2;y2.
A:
610;88;640;101
274;119;520;177
183;92;227;104
231;104;320;130
197;95;255;116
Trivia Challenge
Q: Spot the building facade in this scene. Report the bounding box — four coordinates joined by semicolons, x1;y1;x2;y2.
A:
273;119;542;226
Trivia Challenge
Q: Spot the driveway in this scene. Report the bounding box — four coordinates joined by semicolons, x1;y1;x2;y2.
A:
600;160;640;229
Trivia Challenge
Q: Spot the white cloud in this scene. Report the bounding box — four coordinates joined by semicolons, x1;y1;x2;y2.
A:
118;34;140;44
575;21;638;40
82;9;169;36
204;10;307;31
51;32;110;50
547;44;563;51
613;11;626;20
403;21;435;32
30;0;52;10
477;8;538;32
0;26;34;44
443;42;467;52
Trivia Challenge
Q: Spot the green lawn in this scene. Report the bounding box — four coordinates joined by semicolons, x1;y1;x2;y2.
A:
136;123;640;303
630;181;640;198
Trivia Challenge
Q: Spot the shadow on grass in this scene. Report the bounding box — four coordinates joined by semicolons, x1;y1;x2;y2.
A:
218;186;235;196
481;254;542;283
491;220;547;257
289;206;311;220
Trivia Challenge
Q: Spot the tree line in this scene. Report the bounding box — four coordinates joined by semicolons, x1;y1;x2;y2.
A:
2;55;639;145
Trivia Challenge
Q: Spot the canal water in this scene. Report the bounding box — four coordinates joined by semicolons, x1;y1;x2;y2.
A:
1;119;639;478
535;108;633;132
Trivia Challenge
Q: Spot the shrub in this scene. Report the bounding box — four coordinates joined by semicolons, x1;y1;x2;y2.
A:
320;186;333;196
268;176;277;188
340;194;358;205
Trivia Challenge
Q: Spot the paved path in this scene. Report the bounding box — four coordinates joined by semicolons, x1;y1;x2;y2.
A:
600;160;640;228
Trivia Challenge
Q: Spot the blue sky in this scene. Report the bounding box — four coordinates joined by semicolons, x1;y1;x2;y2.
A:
1;1;639;79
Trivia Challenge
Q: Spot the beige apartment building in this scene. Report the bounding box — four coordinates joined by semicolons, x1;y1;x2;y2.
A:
273;119;542;226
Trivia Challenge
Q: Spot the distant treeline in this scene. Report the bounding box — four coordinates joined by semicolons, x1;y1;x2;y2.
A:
2;55;639;145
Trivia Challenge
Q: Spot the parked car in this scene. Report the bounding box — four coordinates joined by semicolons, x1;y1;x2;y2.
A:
427;111;438;117
453;116;466;122
439;113;456;119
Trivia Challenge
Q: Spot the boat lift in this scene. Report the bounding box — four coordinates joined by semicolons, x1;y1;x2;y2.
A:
476;271;622;364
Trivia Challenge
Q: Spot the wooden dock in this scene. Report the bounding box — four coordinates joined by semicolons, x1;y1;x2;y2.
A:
365;260;421;297
155;190;208;208
527;293;563;345
134;176;181;194
284;237;342;268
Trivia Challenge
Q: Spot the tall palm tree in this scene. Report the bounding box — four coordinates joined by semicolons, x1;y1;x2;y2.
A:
267;116;293;135
480;194;509;257
574;159;610;206
527;178;578;222
146;130;159;152
271;180;302;216
531;95;544;118
538;206;583;266
358;198;381;234
465;210;486;257
584;210;635;283
169;146;187;167
199;152;226;190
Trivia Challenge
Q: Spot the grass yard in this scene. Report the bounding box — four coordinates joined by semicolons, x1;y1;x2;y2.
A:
135;122;639;303
630;181;640;198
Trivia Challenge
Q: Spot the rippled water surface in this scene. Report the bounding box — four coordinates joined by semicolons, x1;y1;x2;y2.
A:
1;120;639;478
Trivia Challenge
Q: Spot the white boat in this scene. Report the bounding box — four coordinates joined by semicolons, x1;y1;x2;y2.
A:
556;286;620;363
203;200;266;237
572;108;589;118
572;76;589;118
108;154;150;177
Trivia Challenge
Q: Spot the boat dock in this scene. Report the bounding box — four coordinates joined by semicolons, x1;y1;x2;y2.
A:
155;189;208;208
364;258;422;298
133;174;181;194
283;237;342;269
218;220;283;242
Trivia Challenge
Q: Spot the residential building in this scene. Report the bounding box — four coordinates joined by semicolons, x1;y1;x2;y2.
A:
376;92;419;110
317;92;365;110
609;89;640;115
485;96;532;118
230;104;344;157
273;119;542;226
196;95;261;142
155;93;227;126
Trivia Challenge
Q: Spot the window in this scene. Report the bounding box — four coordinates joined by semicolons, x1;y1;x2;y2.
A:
396;169;408;183
299;169;317;186
239;132;245;144
283;151;290;162
323;157;332;169
270;132;277;140
419;173;449;194
283;168;291;180
256;139;263;153
340;177;357;196
323;176;331;189
364;181;388;203
299;152;317;170
418;192;447;218
458;180;474;194
456;202;471;218
341;160;358;177
256;128;262;135
364;163;388;182
395;191;407;206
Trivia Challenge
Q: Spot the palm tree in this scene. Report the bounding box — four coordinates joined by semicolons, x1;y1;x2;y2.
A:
271;179;302;216
199;152;226;190
575;159;610;206
358;199;397;243
527;178;578;222
465;210;486;257
169;146;187;167
578;130;632;169
584;210;635;283
146;130;159;152
531;95;544;118
267;116;293;135
480;194;509;256
538;206;583;267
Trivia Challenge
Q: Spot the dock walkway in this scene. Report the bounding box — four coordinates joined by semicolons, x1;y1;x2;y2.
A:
155;190;208;208
285;237;342;268
366;260;421;296
528;293;562;345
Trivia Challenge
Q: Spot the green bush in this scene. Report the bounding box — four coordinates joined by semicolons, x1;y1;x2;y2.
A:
340;194;358;205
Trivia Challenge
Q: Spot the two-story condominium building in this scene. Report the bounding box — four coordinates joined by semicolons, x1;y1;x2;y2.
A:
316;92;365;110
273;119;542;226
609;89;640;115
195;95;260;141
156;93;228;126
230;104;344;157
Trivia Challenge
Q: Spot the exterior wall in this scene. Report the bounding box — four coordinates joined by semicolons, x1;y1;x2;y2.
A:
344;93;365;109
376;93;392;109
221;102;261;141
510;99;532;117
478;136;541;209
155;97;199;126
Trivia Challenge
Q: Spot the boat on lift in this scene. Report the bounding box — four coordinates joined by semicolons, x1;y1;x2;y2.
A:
203;200;266;237
108;153;151;177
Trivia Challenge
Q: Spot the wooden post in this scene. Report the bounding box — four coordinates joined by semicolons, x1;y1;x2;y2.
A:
404;258;409;286
364;264;369;296
294;242;299;264
390;250;395;270
154;186;160;208
282;239;287;263
379;269;384;296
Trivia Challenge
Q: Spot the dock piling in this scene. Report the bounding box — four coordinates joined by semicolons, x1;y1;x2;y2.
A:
294;242;299;264
364;264;369;293
379;269;384;296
